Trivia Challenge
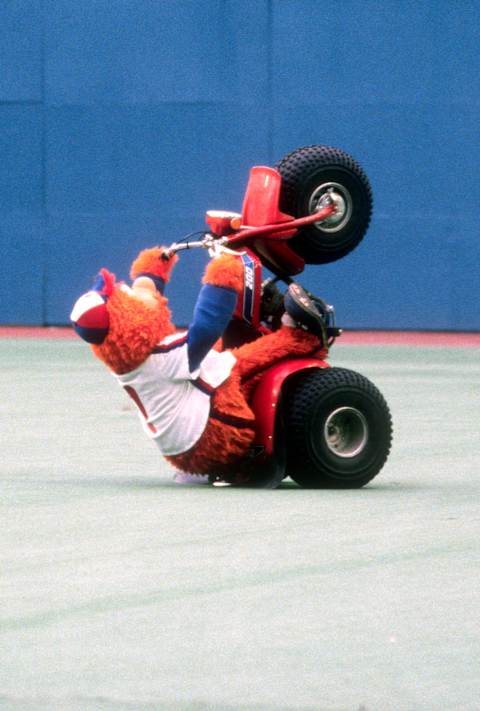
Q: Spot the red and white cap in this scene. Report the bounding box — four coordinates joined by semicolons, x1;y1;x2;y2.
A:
70;290;110;344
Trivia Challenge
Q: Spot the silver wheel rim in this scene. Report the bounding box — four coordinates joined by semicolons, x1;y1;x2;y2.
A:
324;406;368;458
308;182;353;233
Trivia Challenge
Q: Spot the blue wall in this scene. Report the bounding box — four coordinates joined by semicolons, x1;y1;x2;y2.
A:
2;0;479;330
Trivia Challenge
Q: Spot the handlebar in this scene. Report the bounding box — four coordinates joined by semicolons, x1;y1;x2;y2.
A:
165;235;241;259
167;239;208;253
166;198;337;258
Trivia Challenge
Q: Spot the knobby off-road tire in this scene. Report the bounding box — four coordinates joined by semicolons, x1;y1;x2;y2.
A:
285;367;392;488
275;145;373;264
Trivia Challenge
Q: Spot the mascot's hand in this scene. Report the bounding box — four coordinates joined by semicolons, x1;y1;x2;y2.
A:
202;252;244;294
130;246;178;285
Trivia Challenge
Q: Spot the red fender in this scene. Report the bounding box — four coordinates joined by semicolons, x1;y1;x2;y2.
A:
250;358;330;457
240;166;305;275
242;166;294;228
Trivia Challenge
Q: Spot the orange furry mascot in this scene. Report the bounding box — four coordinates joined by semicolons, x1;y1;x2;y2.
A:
70;247;324;482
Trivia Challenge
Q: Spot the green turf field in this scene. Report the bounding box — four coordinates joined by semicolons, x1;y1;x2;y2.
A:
1;338;479;711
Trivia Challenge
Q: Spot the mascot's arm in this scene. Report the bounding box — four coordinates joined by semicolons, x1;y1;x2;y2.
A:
130;247;178;294
187;253;244;372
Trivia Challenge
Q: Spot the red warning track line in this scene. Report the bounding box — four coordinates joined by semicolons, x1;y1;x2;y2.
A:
0;326;479;348
338;331;480;348
0;327;77;339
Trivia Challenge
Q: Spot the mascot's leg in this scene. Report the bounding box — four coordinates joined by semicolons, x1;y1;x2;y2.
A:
232;324;323;382
231;281;330;387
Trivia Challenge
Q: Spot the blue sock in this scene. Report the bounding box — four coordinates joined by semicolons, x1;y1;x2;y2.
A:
187;284;237;372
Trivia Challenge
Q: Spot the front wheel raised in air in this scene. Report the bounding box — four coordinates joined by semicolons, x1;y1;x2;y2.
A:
275;145;373;264
285;367;392;488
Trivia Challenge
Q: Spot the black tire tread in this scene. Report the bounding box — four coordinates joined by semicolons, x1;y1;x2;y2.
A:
285;367;392;488
276;144;372;214
275;145;373;263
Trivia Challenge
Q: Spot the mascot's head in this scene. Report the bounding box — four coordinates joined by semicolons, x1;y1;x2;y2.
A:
70;248;177;374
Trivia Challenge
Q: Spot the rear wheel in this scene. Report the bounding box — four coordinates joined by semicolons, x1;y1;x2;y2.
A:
285;367;392;488
275;145;373;264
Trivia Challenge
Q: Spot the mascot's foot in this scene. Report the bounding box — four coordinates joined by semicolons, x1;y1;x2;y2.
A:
173;472;210;485
211;478;233;488
284;284;328;340
209;471;252;488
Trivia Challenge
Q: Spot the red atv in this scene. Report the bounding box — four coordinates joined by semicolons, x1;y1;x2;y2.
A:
168;145;392;488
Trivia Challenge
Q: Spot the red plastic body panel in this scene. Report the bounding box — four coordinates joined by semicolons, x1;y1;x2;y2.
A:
250;358;330;457
239;166;305;275
251;237;305;276
241;166;295;230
